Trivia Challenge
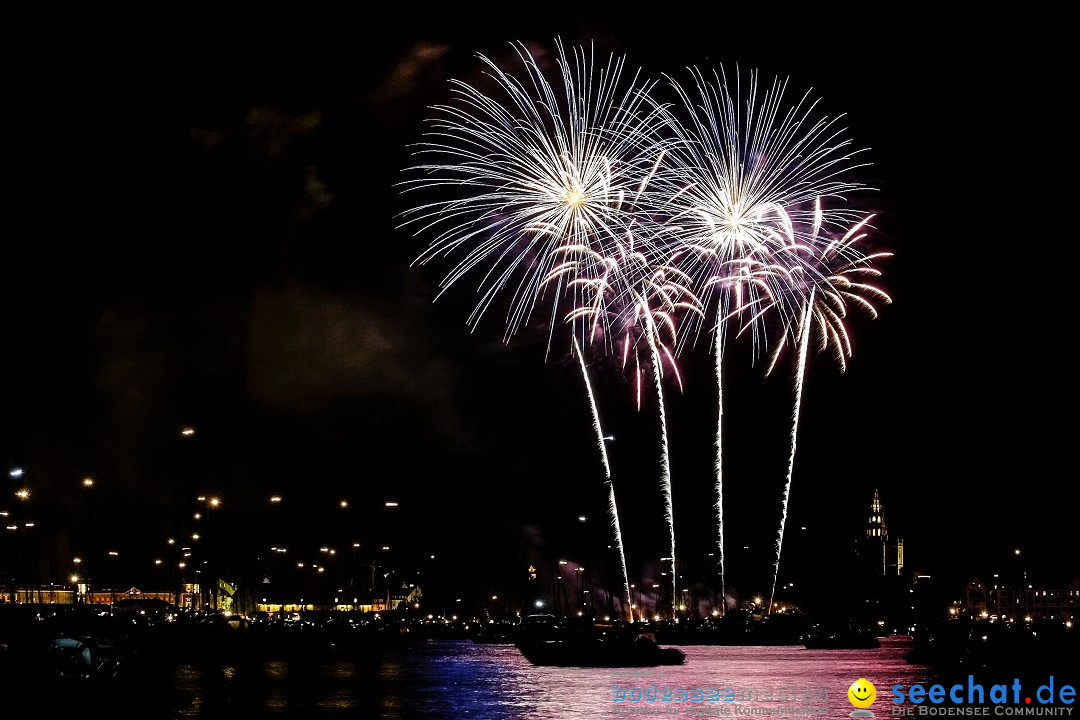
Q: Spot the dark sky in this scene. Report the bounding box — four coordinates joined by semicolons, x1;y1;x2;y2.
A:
3;16;1075;604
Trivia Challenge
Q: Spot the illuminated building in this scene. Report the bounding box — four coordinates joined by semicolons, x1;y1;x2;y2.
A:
961;577;1079;622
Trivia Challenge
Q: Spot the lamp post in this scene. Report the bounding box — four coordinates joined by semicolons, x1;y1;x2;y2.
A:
78;477;95;587
107;550;120;604
194;495;222;609
15;488;31;603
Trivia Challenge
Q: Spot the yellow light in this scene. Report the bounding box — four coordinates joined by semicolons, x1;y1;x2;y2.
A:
82;477;94;487
180;427;195;437
384;501;398;508
340;500;349;508
209;497;221;508
563;186;585;209
70;575;79;583
15;489;29;500
73;557;82;564
270;496;282;503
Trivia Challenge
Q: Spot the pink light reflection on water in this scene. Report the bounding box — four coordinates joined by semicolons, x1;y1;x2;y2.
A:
372;636;940;719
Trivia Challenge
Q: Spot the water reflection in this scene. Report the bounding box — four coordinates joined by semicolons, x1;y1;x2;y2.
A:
158;636;935;718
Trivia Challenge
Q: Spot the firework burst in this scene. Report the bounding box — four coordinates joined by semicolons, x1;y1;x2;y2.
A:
653;65;874;612
399;39;670;346
761;208;892;613
400;39;676;622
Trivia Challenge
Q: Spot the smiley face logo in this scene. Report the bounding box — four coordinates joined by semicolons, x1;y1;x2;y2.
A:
848;679;877;716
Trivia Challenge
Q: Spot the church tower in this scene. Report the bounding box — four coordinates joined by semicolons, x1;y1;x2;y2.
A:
866;489;887;542
862;489;903;576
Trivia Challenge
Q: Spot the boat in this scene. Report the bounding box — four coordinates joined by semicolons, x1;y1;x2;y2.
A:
513;615;685;667
655;610;807;646
800;623;880;649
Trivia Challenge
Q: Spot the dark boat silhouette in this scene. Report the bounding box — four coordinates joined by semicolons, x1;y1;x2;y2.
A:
800;622;880;649
513;615;685;667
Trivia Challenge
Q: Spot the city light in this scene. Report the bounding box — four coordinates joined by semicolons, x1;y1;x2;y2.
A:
15;489;29;501
180;427;195;437
82;477;94;487
270;496;282;503
9;468;24;479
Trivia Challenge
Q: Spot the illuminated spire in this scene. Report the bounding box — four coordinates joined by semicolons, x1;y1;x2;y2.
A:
866;489;887;541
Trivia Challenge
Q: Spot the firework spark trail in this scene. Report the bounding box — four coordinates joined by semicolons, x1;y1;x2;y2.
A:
712;325;726;614
642;311;677;620
555;236;701;622
763;210;892;613
769;288;812;615
573;335;633;622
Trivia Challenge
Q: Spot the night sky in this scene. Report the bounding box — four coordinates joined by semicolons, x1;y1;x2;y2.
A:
3;16;1074;606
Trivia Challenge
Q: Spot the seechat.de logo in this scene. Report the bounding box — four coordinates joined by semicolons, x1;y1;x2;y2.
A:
849;678;878;717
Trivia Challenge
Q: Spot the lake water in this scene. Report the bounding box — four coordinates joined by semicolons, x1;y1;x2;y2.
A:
159;636;938;719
